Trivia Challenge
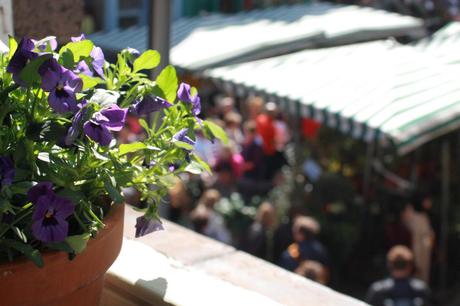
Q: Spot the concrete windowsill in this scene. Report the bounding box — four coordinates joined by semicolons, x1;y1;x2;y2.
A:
101;206;368;306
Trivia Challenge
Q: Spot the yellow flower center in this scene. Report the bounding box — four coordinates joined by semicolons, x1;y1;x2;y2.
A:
45;211;54;218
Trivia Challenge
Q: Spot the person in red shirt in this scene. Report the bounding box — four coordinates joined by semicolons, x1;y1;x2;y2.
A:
256;102;277;155
256;102;286;179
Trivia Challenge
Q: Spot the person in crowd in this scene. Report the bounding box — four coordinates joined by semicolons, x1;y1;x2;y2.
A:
247;95;264;120
224;111;244;146
211;160;237;198
214;144;245;178
279;216;330;280
217;96;237;119
190;202;232;244
194;128;222;166
366;245;431;306
274;112;290;151
295;260;328;285
273;206;303;264
198;189;232;244
385;200;413;252
242;202;277;261
241;120;265;180
256;101;286;179
164;179;194;228
401;195;435;283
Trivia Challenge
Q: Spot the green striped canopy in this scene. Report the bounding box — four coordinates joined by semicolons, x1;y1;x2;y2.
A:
89;3;425;71
415;22;460;66
204;40;460;155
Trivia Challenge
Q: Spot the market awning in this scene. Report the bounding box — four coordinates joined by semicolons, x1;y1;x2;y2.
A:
89;3;425;71
415;22;460;66
204;40;460;155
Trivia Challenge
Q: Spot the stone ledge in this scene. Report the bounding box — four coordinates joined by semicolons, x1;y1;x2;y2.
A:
102;206;368;306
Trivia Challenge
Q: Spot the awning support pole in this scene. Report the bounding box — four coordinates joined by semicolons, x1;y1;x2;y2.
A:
439;139;450;289
363;141;375;199
149;0;171;79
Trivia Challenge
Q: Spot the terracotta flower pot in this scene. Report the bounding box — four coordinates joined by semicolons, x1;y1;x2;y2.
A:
0;204;124;306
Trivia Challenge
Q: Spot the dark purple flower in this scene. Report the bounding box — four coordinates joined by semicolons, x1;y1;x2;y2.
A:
83;104;128;146
131;95;172;115
31;193;74;243
6;37;37;85
27;181;54;203
173;128;195;146
74;60;93;77
70;34;105;78
33;36;58;52
71;34;86;42
135;215;163;238
65;101;88;145
0;156;15;188
192;96;201;116
177;82;201;117
39;58;83;113
90;47;105;78
126;47;140;58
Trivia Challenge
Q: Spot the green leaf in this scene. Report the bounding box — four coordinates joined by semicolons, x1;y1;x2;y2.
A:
59;49;75;69
80;74;103;91
19;54;52;86
158;174;177;188
65;234;90;254
47;241;74;253
173;140;194;151
10;181;34;195
8;36;17;60
117;53;131;76
56;189;85;204
3;239;44;268
12;227;27;243
119;142;147;156
104;175;124;204
133;50;160;72
185;161;204;175
138;118;151;136
155;65;178;103
59;40;94;62
191;154;212;174
204;120;228;144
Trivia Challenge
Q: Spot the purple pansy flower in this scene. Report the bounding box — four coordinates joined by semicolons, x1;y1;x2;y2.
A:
74;60;93;77
173;128;195;146
177;82;201;118
31;192;74;243
126;47;140;58
71;34;86;42
65;101;88;145
6;37;37;85
123;47;140;63
27;181;54;204
0;156;15;188
90;47;105;78
83;104;128;146
135;216;163;238
39;58;83;113
70;33;105;78
33;36;58;53
131;95;172;115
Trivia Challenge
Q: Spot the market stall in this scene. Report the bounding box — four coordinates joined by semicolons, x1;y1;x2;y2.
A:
89;2;426;71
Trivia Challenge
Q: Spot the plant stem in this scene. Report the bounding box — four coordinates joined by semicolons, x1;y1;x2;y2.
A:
0;209;33;238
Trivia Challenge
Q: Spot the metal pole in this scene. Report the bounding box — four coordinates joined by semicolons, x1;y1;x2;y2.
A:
148;0;171;79
439;139;450;289
363;141;374;199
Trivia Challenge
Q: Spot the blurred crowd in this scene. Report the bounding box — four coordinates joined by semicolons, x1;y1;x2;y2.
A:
120;94;438;305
